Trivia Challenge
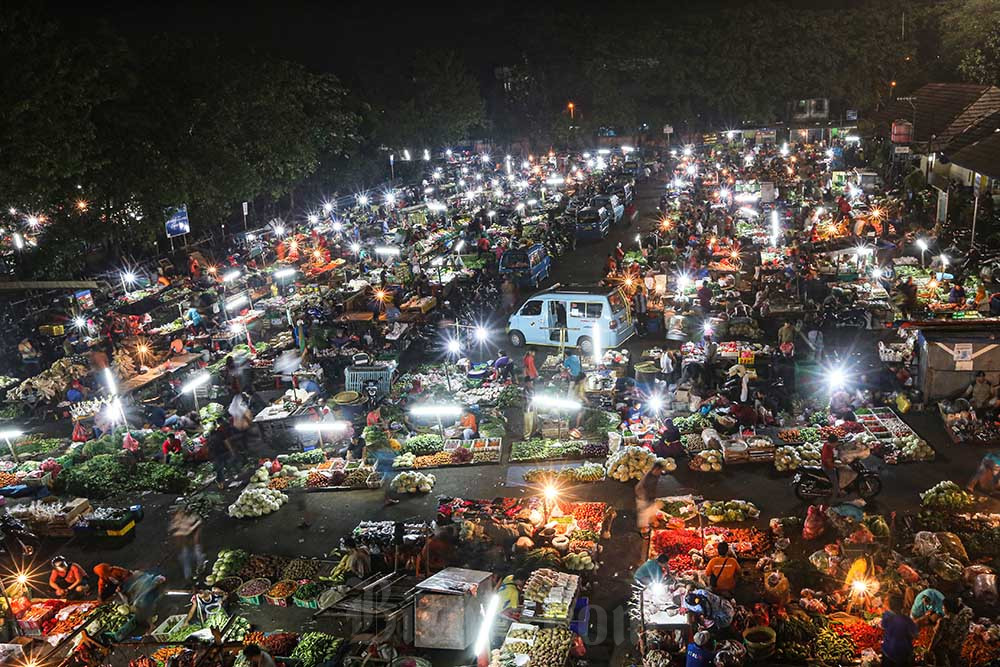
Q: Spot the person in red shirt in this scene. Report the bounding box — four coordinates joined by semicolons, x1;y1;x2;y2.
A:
522;350;538;380
821;435;840;497
49;557;90;598
162;434;183;463
93;563;132;601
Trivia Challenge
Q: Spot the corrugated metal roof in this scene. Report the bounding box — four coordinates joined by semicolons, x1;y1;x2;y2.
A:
948;129;1000;180
938;109;1000;156
871;83;997;143
933;89;1000;151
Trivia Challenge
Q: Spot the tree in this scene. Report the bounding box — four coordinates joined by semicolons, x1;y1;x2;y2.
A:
370;51;486;151
959;24;1000;85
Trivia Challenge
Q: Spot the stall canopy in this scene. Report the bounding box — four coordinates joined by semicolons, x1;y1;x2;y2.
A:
906;321;1000;399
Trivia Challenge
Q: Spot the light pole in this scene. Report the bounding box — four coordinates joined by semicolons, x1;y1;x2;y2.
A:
445;339;461;392
409;404;462;436
294;421;349;450
531;395;582;440
181;373;211;411
567;102;575;120
916;238;928;269
0;429;23;463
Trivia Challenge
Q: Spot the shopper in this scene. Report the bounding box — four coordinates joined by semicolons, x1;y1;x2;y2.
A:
931;596;972;666
704;541;739;596
881;593;918;667
93;563;132;601
522;349;538;380
635;460;665;537
685;631;713;667
170;508;204;583
966;451;1000;495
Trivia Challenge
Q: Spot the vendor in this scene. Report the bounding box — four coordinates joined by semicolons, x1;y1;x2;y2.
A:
966;451;1000;495
161;433;183;462
964;371;999;411
493;350;514;382
49;557;90;598
242;645;277;667
169;336;188;356
459;408;478;440
684;588;734;631
496;572;525;614
949;282;968;304
634;553;671;587
93;563;132;601
910;587;945;625
184;587;224;625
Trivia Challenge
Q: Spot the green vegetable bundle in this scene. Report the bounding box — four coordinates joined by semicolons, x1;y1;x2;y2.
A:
401;434;443;456
290;632;342;667
362;426;390;450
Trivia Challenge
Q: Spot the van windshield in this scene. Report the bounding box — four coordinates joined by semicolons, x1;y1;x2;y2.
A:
501;252;529;269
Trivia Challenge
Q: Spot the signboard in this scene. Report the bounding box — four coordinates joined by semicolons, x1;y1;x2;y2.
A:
760;182;776;203
953;343;973;362
662;124;673;135
974;173;987;197
846;109;858;121
893;146;911;154
74;290;95;310
242;201;249;216
164;205;191;238
936;188;949;223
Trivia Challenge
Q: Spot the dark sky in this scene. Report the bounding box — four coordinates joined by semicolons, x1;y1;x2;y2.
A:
48;0;870;84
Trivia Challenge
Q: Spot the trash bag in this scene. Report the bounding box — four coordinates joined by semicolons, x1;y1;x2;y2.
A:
803;505;827;540
897;564;920;584
931;555;964;582
913;531;941;557
764;571;790;606
935;532;970;564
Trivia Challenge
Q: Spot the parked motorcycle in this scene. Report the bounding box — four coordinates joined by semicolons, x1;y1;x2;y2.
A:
792;459;882;501
0;513;39;558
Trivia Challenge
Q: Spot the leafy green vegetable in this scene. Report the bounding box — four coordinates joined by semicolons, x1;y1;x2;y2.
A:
401;434;443;456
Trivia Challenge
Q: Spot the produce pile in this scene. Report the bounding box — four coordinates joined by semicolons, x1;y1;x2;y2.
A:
523;462;605;485
673;414;710;434
205;549;248;585
289;632;342;667
511;439;591;462
605;446;675;481
689;449;723;472
528;627;573;667
881;434;935;464
701;500;759;523
389;470;436;493
777;427;821;443
400;434;443;456
774;442;821;472
8;358;87;401
58;454;189;499
920;481;975;512
243;632;299;657
228;487;288;518
650;527;704;572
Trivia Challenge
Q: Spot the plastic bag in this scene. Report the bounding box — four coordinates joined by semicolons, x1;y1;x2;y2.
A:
972;573;998;604
913;531;941;557
897;564;920;584
72;421;89;442
121;432;140;452
569;635;586;657
931;554;964;582
963;564;994;586
764;571;790;606
935;532;970;564
803;505;826;540
896;393;912;413
701;428;722;450
809;549;835;575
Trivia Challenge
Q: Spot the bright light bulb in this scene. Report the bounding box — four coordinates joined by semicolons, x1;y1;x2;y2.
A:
447;340;461;354
357;194;369;206
474;326;488;342
322;202;333;213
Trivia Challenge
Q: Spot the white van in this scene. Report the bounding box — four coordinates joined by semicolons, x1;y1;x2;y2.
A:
506;285;636;354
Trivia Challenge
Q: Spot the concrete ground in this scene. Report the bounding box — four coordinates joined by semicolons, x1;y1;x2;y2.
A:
19;173;1000;665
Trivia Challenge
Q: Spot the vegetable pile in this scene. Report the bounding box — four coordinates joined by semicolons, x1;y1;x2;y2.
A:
228;487;288;518
605;446;675;481
920;481;975;512
701;500;759;523
389;471;436;493
290;632;342;667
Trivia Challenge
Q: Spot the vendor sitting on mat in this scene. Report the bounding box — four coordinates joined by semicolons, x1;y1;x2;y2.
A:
185;587;225;625
49;557;90;598
459;408;478;440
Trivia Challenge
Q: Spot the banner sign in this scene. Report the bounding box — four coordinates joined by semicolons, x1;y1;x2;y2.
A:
165;205;191;238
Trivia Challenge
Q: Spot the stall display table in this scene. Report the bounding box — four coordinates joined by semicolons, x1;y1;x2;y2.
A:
119;353;201;395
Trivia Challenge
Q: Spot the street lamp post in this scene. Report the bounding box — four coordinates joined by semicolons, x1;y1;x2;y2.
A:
409;404;462;436
0;429;23;463
181;373;211;411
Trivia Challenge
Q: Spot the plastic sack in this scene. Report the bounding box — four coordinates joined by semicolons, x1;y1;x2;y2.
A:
963;564;995;587
972;573;998;604
932;555;964;582
935;532;970;564
803;505;827;540
897;564;920;584
121;432;140;453
764;571;790;606
701;428;722;450
896;393;912;413
570;635;586;658
847;525;875;544
809;549;835;575
71;421;89;442
913;531;941;557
